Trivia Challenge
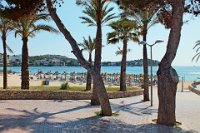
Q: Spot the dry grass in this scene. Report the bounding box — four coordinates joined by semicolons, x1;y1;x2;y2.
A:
0;86;141;92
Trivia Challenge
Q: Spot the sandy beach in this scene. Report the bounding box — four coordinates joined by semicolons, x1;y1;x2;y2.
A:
0;73;80;87
0;73;192;89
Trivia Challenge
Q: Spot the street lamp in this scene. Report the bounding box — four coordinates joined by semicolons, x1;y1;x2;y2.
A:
139;40;164;106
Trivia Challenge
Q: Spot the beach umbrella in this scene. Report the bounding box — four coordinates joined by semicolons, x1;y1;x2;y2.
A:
61;71;67;75
70;72;76;78
36;71;43;79
61;71;67;80
45;71;52;75
53;71;60;75
37;71;43;75
53;71;61;80
45;71;53;79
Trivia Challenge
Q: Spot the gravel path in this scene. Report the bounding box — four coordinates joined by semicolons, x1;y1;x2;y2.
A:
0;87;199;133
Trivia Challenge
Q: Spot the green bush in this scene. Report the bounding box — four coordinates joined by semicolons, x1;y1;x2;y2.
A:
60;82;70;90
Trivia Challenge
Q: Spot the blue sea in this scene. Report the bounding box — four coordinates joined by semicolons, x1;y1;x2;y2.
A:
2;66;200;82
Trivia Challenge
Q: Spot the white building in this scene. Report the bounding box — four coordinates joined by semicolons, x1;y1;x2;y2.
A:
9;55;22;62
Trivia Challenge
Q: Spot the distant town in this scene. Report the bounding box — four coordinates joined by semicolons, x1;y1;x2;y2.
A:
0;54;159;67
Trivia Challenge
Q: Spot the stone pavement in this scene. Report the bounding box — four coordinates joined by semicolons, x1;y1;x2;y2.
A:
0;87;199;133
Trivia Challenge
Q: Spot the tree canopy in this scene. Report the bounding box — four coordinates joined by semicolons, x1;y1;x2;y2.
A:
0;0;199;22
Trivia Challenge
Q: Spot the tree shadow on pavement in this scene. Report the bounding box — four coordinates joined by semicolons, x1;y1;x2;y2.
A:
53;100;90;103
110;100;157;116
0;111;197;133
4;103;91;122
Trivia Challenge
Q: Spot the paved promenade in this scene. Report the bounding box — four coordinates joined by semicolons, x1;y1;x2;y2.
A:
0;87;199;133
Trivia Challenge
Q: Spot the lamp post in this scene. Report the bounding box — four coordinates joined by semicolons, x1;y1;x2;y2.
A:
139;40;164;106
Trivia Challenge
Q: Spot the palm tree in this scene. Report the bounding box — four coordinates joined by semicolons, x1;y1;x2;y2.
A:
156;1;184;126
46;0;112;116
79;36;95;91
192;40;200;62
0;17;14;89
14;14;59;90
77;0;116;105
120;3;160;101
107;18;139;91
118;0;185;126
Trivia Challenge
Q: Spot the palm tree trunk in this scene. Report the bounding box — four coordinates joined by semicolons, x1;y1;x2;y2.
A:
120;39;127;91
21;37;29;90
157;0;184;126
91;71;112;115
86;53;92;91
91;9;102;105
143;27;150;101
2;33;7;89
46;0;112;116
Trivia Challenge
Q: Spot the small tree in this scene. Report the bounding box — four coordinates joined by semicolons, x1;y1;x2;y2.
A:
77;0;116;105
107;18;139;91
119;1;160;101
0;17;14;89
14;14;59;89
79;36;95;91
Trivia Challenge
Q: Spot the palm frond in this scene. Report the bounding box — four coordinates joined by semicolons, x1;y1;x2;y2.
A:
79;0;115;27
14;12;59;40
0;17;15;34
192;52;200;62
79;16;96;26
147;9;160;29
108;38;119;44
83;6;97;19
193;40;200;49
148;17;159;29
14;30;22;38
192;40;200;62
115;48;131;56
6;44;14;54
28;14;49;29
102;13;117;24
107;32;120;44
121;3;160;36
196;46;200;53
28;32;36;38
101;4;116;24
76;0;88;6
28;24;59;37
107;18;139;45
115;50;122;56
79;35;96;53
80;3;97;27
196;54;200;62
128;12;143;27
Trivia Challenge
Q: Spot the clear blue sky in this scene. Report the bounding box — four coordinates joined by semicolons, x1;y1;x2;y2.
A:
2;1;200;66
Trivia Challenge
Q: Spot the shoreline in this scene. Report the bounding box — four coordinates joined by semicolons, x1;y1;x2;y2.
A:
1;66;199;82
